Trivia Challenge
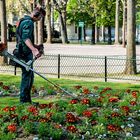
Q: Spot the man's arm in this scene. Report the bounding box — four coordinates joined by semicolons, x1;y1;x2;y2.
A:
25;39;40;58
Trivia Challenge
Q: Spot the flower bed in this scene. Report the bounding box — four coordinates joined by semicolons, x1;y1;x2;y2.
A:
0;82;140;139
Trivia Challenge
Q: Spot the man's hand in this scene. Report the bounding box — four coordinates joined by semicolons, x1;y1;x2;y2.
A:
32;48;41;58
34;44;44;57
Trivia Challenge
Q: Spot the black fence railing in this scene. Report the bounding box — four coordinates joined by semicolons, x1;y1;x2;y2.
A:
0;54;140;82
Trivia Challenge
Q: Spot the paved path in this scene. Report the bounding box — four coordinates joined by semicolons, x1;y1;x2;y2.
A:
7;42;140;56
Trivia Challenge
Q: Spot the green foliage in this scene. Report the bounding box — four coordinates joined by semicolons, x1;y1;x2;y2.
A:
0;132;16;140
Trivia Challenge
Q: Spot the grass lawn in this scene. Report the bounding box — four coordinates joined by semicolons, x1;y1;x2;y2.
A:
0;74;140;139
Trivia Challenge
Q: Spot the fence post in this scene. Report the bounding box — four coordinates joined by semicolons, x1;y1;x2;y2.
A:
105;56;107;82
58;54;60;78
14;66;16;75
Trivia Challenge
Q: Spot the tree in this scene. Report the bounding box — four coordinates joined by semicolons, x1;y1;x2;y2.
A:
124;0;136;74
52;0;68;44
46;0;52;43
115;0;120;44
121;0;127;48
0;0;8;64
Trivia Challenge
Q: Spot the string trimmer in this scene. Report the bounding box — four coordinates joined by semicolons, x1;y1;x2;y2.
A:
0;47;78;98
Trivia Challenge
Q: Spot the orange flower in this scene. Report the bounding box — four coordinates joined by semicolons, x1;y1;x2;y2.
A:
7;124;17;133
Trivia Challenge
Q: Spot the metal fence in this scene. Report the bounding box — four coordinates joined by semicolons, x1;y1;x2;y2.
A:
0;54;140;82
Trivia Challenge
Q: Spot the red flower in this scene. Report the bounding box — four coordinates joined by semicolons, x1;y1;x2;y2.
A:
3;106;10;112
7;124;17;133
10;106;16;111
109;97;119;103
81;98;90;105
53;123;62;129
39;104;48;109
97;97;104;102
70;99;79;104
66;112;80;123
82;110;92;118
100;87;112;94
132;92;137;98
130;101;137;106
46;112;53;119
93;86;98;90
74;85;82;90
28;106;38;116
2;85;10;90
82;88;90;94
107;124;121;132
126;89;131;93
111;112;121;117
10;114;18;119
66;125;77;133
48;102;54;108
39;118;48;123
121;106;130;113
21;115;28;121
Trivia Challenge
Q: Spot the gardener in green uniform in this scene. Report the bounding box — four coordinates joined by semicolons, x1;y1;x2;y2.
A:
16;7;46;103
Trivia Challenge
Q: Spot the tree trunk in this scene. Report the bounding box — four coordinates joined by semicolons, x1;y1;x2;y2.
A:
124;0;136;74
0;0;8;65
108;26;112;44
38;19;43;44
95;26;99;43
122;0;127;48
91;23;95;44
115;0;120;44
46;0;52;43
101;26;105;42
59;11;68;44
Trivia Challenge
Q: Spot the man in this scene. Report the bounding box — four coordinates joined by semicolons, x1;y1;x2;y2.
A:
16;7;46;103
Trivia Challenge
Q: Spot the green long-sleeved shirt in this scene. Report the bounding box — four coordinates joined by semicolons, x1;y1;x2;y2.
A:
16;15;34;54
